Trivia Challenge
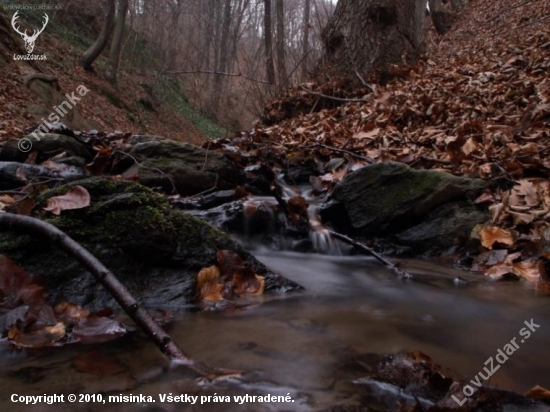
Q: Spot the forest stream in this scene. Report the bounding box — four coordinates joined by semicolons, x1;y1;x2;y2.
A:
1;247;549;412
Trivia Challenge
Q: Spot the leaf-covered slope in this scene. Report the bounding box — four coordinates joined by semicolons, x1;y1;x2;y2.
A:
250;0;550;282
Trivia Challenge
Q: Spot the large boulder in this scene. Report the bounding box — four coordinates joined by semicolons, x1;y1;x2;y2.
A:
121;140;246;195
0;178;300;310
320;162;488;253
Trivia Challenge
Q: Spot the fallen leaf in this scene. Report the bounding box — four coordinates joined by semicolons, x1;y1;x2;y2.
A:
525;385;550;403
480;226;514;249
354;128;380;140
197;266;223;302
54;301;90;324
512;261;541;281
8;322;66;348
71;315;127;344
217;250;246;281
43;185;91;215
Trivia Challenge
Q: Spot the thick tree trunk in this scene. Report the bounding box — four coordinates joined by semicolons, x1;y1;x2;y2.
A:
106;0;129;84
275;0;287;87
264;0;275;85
321;0;426;78
81;0;115;71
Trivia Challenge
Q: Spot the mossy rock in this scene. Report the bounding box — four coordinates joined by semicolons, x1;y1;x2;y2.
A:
121;140;246;195
0;177;300;310
320;162;488;253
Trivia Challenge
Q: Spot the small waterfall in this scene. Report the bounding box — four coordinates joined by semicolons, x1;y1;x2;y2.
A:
308;204;342;255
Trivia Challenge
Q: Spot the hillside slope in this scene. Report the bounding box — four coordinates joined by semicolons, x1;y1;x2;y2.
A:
0;6;224;144
246;0;550;280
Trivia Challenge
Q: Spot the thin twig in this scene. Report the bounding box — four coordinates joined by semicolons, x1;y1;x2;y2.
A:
328;230;413;278
0;190;28;196
302;143;375;164
299;85;369;103
188;176;219;199
163;69;271;85
419;155;451;165
115;150;177;194
343;36;376;93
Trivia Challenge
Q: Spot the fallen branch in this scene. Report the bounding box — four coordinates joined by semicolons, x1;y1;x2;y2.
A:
164;69;271;85
419;155;452;165
328;230;413;278
302;143;375;164
0;213;221;378
299;85;369;103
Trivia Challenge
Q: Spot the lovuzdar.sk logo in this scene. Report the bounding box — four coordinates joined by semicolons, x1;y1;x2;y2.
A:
11;11;48;61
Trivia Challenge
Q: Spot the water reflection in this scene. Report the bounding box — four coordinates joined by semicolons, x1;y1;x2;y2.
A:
1;251;549;411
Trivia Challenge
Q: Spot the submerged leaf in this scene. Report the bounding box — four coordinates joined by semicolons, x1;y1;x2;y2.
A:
8;322;66;348
196;266;223;302
71;315;127;344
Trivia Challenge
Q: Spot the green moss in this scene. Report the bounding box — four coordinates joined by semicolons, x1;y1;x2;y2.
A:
28;177;237;267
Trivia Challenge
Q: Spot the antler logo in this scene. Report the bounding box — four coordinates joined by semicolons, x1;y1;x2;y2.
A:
11;11;49;54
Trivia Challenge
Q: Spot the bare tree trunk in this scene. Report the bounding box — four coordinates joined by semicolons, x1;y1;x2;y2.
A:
81;0;115;71
202;0;213;70
301;0;311;80
275;0;287;87
209;0;232;118
429;0;455;35
264;0;275;85
322;0;426;79
106;0;129;84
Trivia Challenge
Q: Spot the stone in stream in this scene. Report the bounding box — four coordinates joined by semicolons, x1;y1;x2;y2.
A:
120;140;246;195
0;133;94;163
320;162;488;253
0;177;301;310
0;161;87;189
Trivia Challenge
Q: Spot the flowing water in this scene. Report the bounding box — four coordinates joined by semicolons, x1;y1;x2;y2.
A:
1;249;549;411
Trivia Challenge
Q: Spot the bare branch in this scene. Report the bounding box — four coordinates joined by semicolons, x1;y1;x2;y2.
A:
328;230;413;278
298;85;369;103
302;142;375;164
164;70;271;85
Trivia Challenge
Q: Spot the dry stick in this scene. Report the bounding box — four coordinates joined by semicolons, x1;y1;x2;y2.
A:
163;69;271;85
328;230;413;279
302;143;376;164
0;213;218;377
419;155;452;165
298;85;369;103
114;150;177;194
270;183;289;216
